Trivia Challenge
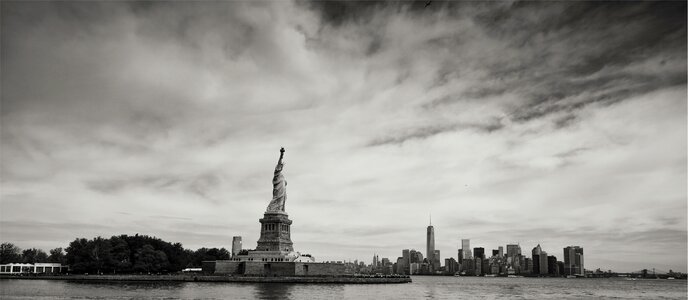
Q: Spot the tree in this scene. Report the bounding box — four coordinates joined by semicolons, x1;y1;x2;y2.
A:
190;247;230;267
110;236;131;273
90;237;113;274
22;248;48;263
66;238;95;273
0;242;22;263
48;248;66;264
134;244;168;273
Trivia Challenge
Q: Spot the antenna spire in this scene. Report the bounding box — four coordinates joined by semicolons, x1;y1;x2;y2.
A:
429;213;432;226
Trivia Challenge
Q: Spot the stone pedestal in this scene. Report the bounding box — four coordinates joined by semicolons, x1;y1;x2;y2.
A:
256;211;293;252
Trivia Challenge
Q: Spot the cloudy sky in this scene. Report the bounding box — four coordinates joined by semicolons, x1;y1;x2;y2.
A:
1;1;686;272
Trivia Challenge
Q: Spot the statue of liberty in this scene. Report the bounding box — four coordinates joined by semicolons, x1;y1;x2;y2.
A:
266;147;287;212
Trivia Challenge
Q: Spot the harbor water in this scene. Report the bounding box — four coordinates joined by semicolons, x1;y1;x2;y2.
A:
1;276;686;299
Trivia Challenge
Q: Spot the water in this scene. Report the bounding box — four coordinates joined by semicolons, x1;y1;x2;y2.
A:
1;276;686;299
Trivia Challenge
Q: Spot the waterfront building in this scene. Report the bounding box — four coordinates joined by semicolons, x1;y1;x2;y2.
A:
474;258;482;276
532;244;548;275
492;249;499;257
482;257;490;275
547;255;558;276
395;257;406;274
462;258;474;275
490;263;499;275
433;249;441;270
498;246;504;257
445;258;458;274
563;246;584;276
533;244;549;275
402;249;410;274
0;263;67;274
506;244;521;272
532;245;540;274
232;236;242;257
409;262;420;274
420;262;430;274
524;257;533;274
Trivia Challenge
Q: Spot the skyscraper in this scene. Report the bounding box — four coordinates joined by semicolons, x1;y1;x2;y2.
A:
539;250;549;275
395;257;405;274
506;244;521;258
231;236;242;257
461;239;472;260
547;255;558;276
563;246;584;276
410;249;423;264
532;244;548;275
427;220;435;271
402;249;411;274
532;245;540;275
474;247;485;260
506;244;522;273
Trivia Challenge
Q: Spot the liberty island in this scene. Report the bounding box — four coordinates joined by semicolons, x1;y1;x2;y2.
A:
200;147;388;280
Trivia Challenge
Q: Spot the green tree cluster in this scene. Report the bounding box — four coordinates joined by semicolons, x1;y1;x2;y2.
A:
62;234;230;274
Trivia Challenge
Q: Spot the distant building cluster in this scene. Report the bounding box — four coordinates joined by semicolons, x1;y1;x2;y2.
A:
346;222;586;277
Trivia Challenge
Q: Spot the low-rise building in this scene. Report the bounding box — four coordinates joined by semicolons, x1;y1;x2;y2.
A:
0;263;67;274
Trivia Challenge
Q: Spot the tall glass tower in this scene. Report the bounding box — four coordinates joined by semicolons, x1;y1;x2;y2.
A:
426;221;435;271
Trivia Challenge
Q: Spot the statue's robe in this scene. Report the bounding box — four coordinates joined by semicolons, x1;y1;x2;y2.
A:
267;161;286;212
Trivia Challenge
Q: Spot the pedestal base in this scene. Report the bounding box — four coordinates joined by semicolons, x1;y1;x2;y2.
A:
256;212;293;252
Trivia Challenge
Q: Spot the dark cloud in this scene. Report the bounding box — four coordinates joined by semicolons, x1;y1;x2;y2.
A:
421;1;686;126
367;124;459;146
367;118;504;146
305;1;387;27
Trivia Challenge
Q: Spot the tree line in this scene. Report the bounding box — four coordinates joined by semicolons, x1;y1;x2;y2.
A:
0;234;231;274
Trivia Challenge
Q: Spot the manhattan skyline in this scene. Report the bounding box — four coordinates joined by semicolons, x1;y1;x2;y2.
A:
1;1;686;273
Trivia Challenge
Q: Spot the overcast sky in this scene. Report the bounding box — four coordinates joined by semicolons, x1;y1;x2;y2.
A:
1;1;686;273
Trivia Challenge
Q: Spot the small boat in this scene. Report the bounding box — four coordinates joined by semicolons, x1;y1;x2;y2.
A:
667;277;675;280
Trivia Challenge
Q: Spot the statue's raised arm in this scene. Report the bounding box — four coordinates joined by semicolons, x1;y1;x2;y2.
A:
267;147;287;212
